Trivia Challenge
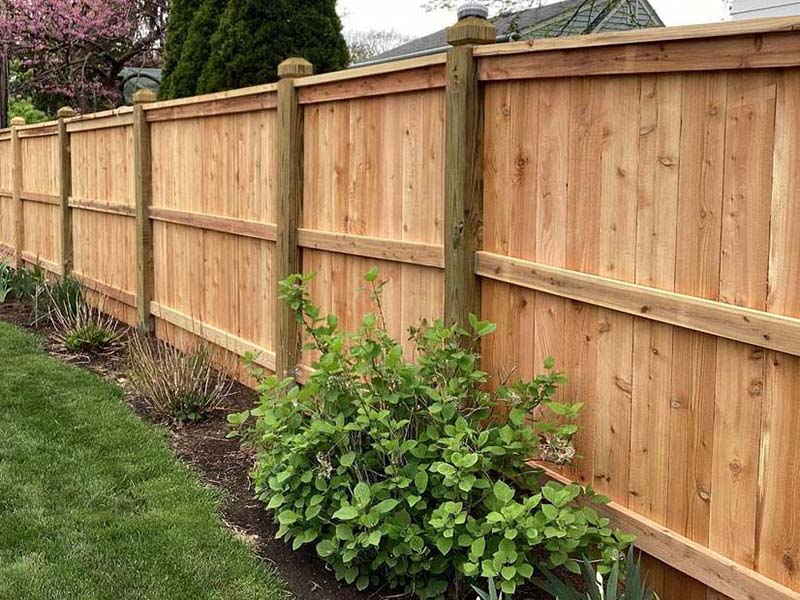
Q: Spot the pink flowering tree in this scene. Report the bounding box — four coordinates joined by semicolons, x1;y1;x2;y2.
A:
0;0;168;116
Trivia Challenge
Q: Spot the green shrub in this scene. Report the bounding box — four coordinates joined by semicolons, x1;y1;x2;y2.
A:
128;332;233;422
534;545;657;599
230;271;632;599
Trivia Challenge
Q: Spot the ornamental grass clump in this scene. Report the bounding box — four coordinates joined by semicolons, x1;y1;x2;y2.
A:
128;332;233;422
230;270;633;599
49;292;123;358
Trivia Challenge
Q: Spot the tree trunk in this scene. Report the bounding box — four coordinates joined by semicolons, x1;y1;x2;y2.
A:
0;50;9;129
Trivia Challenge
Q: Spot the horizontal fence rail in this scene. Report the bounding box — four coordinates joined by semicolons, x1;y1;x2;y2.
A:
3;16;800;600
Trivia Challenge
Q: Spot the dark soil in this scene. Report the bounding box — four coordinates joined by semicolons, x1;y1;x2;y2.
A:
1;299;554;600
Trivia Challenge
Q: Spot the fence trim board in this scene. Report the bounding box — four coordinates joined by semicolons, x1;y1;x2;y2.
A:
146;93;277;122
73;273;136;306
14;120;58;132
150;301;276;371
17;127;58;139
143;83;279;113
149;207;277;241
20;252;62;275
66;114;133;133
479;31;800;80
538;464;800;600
297;229;444;268
294;52;447;89
298;64;446;105
474;15;800;57
21;192;60;206
68;198;136;217
477;251;800;356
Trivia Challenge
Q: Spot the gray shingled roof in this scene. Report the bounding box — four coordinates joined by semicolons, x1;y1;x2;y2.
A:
364;0;662;64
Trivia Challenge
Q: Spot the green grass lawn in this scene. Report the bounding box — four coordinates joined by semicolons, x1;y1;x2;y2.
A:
0;321;288;600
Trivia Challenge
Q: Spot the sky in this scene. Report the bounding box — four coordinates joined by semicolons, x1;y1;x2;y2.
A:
339;0;731;38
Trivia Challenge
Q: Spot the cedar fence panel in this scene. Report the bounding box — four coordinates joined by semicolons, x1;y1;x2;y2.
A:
299;65;446;370
1;17;800;600
146;89;280;374
67;109;137;323
17;123;61;273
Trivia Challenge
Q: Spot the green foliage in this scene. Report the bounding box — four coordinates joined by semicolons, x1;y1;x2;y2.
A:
63;320;119;353
167;0;227;99
0;262;13;303
49;293;123;356
534;545;656;599
9;98;50;124
472;577;504;600
0;261;45;302
159;0;203;99
197;0;349;94
230;272;631;599
128;332;233;422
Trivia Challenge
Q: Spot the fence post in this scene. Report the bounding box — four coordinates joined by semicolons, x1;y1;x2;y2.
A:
57;107;75;276
444;7;495;330
276;57;313;380
10;116;25;269
133;90;157;332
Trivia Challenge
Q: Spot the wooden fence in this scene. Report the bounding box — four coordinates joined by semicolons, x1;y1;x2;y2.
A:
2;15;800;600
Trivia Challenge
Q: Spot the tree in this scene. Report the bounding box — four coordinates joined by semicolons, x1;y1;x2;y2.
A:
345;29;411;63
0;0;168;115
159;0;203;100
167;0;227;99
197;0;349;94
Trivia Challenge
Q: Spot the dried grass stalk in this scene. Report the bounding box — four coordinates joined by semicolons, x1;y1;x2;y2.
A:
48;289;124;360
127;332;234;422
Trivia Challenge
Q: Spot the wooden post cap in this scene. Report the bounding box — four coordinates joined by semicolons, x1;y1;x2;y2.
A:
57;107;76;119
447;15;496;46
133;89;157;104
278;57;314;79
10;116;26;126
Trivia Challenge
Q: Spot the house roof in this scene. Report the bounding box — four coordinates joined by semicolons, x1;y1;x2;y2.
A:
362;0;663;64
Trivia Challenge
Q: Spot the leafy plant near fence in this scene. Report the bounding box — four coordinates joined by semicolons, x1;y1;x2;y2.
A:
48;290;123;357
230;271;633;599
128;332;233;422
534;545;656;600
0;261;45;303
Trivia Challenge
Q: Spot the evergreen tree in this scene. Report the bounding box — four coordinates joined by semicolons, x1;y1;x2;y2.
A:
160;0;202;100
197;0;349;94
170;0;227;98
